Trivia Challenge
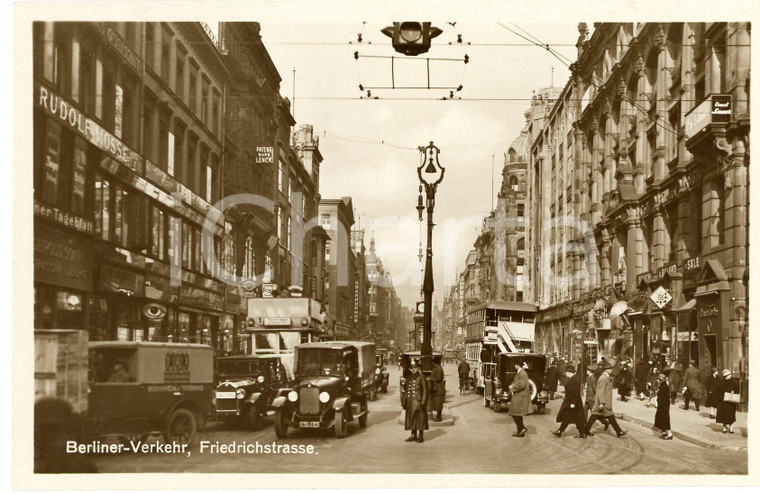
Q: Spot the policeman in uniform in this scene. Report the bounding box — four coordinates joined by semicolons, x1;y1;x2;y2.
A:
402;359;430;443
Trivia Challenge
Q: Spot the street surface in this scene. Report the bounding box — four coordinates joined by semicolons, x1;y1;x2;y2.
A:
92;363;747;474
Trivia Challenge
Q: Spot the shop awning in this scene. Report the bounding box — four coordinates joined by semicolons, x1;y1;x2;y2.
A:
673;298;697;312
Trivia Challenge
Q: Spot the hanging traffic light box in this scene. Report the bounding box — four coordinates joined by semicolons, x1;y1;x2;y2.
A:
381;22;442;56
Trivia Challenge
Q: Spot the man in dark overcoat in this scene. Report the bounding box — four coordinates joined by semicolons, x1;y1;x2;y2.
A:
552;365;587;438
402;359;430;443
682;361;701;411
654;373;673;439
429;356;445;421
635;359;651;399
457;359;471;394
584;362;627;437
705;367;721;419
544;359;559;400
584;365;598;422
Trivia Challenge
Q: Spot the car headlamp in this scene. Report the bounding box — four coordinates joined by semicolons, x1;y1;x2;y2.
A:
319;391;330;403
236;388;246;400
287;390;298;402
257;375;265;383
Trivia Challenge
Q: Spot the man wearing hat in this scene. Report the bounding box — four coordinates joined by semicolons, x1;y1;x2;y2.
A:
654;372;674;439
552;365;587;438
682;360;701;411
401;358;430;443
584;364;598;422
705;367;721;419
584;362;627;437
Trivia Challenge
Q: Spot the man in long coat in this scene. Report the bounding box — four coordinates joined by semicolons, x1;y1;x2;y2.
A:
635;359;651;399
617;362;632;402
585;363;627;437
429;356;445;421
682;361;701;411
457;359;471;395
508;362;531;437
402;359;430;443
552;365;587;438
584;365;598;422
667;361;683;405
705;367;721;419
544;359;559;400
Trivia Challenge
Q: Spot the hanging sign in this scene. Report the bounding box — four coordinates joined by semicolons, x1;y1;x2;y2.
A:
650;286;672;309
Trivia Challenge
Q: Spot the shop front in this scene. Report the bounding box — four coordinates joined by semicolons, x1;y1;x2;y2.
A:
34;221;93;331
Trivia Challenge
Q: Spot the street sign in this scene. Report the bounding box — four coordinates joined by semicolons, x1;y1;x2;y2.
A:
650;286;672;309
262;283;277;298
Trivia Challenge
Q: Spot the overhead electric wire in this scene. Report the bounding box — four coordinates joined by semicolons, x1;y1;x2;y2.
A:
502;22;680;138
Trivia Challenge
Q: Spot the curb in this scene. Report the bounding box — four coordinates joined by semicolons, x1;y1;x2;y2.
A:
615;413;746;450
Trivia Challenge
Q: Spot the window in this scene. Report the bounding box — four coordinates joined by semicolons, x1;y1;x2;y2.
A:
182;222;191;269
145;24;156;70
325;241;331;261
212;91;220;136
39;121;62;206
286;216;291;250
93;173;110;241
276;207;283;244
205;165;213;202
320;213;331;228
101;61;116;133
201;78;210;125
193;229;202;272
113;184;124;245
158;109;170;171
118;75;136;145
161;27;172;82
172;122;185;181
278;161;285;192
175;44;186;101
71;140;87;216
715;178;725;245
188;63;198;114
52;26;70;95
517;203;525;218
79;42;96;115
287;175;292;201
151;206;165;260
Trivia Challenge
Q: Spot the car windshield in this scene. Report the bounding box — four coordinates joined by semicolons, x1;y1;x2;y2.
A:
89;348;137;383
296;349;343;376
216;359;261;377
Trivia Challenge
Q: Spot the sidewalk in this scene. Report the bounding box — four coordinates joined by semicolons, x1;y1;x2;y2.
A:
555;386;748;450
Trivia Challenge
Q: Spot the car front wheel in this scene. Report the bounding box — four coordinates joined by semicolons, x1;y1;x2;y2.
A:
274;409;289;438
334;409;349;438
248;405;264;431
165;408;197;445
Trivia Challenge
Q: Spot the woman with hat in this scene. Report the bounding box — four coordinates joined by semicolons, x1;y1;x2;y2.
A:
654;373;673;440
508;361;531;437
705;367;721;419
552;365;587;438
716;369;739;434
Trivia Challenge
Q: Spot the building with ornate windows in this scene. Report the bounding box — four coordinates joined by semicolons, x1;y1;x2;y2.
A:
526;23;749;403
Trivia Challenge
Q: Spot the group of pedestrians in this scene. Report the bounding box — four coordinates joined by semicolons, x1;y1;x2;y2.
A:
630;359;741;436
552;361;627;439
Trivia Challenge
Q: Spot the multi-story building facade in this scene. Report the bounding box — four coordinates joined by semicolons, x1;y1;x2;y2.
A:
33;22;239;352
527;23;749;402
319;197;355;339
350;228;370;339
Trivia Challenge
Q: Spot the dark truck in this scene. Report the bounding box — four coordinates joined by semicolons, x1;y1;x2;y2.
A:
212;354;291;430
271;341;375;438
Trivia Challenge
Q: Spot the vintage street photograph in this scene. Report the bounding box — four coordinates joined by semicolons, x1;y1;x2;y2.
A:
14;1;756;487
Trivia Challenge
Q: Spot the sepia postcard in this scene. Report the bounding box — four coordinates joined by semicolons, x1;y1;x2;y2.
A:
12;0;760;489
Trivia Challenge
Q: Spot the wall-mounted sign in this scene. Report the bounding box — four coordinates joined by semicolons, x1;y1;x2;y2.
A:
164;352;190;383
650;286;672;309
684;94;732;140
262;283;277;298
711;94;732;123
256;146;274;164
34;200;94;235
97;22;144;75
34;224;92;291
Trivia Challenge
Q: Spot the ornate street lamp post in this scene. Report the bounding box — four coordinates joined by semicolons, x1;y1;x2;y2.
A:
416;141;445;374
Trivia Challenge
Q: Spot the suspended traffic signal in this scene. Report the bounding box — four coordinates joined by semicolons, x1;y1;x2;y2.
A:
381;22;443;56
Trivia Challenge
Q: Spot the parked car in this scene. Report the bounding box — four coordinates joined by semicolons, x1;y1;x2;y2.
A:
375;352;390;393
484;352;549;414
271;341;375;438
212;354;291;430
87;340;215;445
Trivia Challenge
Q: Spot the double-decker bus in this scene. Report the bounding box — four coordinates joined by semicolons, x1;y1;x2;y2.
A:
465;301;537;392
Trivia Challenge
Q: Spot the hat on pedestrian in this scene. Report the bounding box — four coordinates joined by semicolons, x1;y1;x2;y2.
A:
599;361;612;370
565;365;576;373
586;364;598;372
658;373;667;381
722;369;731;377
410;359;419;368
711;367;718;373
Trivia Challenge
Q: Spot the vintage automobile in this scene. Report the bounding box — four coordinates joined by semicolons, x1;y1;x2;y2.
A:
271;341;375;438
398;350;443;401
374;350;390;393
483;352;549;414
212;354;291;430
87;341;215;445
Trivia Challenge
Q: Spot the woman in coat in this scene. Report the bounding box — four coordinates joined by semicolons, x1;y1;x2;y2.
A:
716;369;739;434
402;359;430;443
682;361;701;411
654;373;673;439
705;367;721;419
508;362;531;437
429;356;445;421
646;367;660;407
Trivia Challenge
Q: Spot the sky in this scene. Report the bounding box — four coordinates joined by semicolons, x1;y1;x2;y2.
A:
214;21;582;308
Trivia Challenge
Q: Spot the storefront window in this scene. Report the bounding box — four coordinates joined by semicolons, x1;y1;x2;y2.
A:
193;229;201;272
177;311;191;343
151;206;165;260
